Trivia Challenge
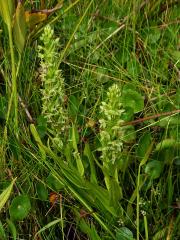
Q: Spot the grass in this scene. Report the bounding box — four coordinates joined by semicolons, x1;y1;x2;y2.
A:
0;0;180;239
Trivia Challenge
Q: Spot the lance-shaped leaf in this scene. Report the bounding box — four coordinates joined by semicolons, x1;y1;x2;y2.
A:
13;2;27;53
0;178;16;212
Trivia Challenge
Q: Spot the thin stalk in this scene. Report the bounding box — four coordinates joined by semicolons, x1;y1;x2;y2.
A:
59;194;65;240
137;142;154;240
144;215;149;240
137;165;141;240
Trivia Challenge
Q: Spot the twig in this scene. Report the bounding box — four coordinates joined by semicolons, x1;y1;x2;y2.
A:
6;168;20;194
18;95;34;123
121;109;180;126
30;3;63;16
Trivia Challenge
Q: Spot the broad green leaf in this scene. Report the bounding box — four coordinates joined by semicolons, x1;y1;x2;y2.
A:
136;132;152;159
13;2;27;53
109;179;123;210
116;227;134;240
145;160;163;179
47;174;64;192
122;89;144;113
0;178;16;212
36;182;48;201
121;107;134;121
9;195;31;221
7;219;16;240
0;0;15;27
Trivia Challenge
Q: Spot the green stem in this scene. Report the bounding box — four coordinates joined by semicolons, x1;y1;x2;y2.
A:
137;142;154;240
144;215;149;240
136;165;141;240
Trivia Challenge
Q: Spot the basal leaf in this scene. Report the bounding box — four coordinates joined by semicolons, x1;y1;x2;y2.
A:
36;182;48;201
136;132;152;159
109;179;123;210
47;174;64;192
122;89;144;113
145;160;163;179
116;227;134;240
9;195;31;221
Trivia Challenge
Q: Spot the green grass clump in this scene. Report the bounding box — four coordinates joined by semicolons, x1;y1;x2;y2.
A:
0;0;179;239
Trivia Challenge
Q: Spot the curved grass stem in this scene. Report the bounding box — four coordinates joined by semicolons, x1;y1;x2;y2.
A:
8;25;18;136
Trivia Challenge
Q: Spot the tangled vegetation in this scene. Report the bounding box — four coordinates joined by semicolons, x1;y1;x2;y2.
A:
0;0;179;239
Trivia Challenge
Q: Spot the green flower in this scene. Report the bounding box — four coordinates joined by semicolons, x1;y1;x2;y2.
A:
38;25;67;149
99;84;124;164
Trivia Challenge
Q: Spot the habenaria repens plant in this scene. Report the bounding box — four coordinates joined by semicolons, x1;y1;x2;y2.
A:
38;25;68;149
99;84;125;203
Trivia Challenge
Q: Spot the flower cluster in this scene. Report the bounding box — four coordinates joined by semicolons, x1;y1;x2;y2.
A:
38;25;67;149
99;84;124;164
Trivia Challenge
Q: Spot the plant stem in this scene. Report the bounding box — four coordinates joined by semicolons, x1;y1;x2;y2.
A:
144;215;149;240
137;165;141;240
